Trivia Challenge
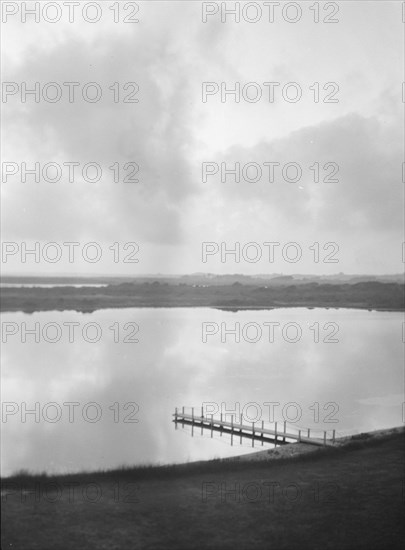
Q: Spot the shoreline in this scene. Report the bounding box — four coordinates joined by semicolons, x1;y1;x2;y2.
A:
1;280;403;313
2;301;404;314
2;426;403;482
1;304;403;314
3;430;403;550
223;425;405;463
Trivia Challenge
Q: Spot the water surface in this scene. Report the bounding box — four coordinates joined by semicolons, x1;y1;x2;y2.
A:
1;307;403;476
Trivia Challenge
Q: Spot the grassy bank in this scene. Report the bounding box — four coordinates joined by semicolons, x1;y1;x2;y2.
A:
2;429;404;549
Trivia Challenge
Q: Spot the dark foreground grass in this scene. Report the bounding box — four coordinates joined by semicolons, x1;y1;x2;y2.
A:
2;430;404;550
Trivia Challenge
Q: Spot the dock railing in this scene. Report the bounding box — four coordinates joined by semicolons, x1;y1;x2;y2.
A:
173;406;336;447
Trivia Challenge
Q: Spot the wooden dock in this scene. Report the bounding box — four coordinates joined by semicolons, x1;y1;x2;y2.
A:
173;407;336;448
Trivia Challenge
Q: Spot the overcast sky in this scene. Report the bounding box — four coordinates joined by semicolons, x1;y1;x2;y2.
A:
1;1;404;275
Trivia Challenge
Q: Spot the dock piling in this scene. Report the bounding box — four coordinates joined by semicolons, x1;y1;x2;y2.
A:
231;417;233;446
173;408;333;448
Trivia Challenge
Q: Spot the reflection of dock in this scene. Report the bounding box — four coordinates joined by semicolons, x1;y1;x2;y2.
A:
173;407;336;447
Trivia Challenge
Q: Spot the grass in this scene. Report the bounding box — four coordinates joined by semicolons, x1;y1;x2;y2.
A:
1;429;404;550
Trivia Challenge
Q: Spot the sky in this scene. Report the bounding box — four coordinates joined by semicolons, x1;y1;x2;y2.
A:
1;0;404;276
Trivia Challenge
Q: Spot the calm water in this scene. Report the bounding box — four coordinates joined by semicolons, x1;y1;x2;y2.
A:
1;307;403;476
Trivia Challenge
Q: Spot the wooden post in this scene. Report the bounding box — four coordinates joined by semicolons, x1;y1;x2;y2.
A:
192;407;194;420
261;420;264;446
298;430;301;442
275;421;277;445
220;413;223;437
323;431;326;446
231;417;233;446
240;416;243;444
201;406;204;435
332;429;336;443
175;407;178;430
201;407;204;435
211;415;213;438
283;421;286;442
252;422;255;447
308;428;310;438
182;406;184;414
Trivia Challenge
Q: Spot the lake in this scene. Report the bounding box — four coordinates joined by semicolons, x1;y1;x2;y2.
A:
1;307;403;476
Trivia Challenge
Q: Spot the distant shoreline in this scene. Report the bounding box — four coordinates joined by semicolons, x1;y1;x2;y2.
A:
1;303;404;314
1;280;403;313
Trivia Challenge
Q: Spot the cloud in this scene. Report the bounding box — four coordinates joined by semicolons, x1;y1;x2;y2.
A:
199;109;403;235
2;21;201;245
1;1;403;274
